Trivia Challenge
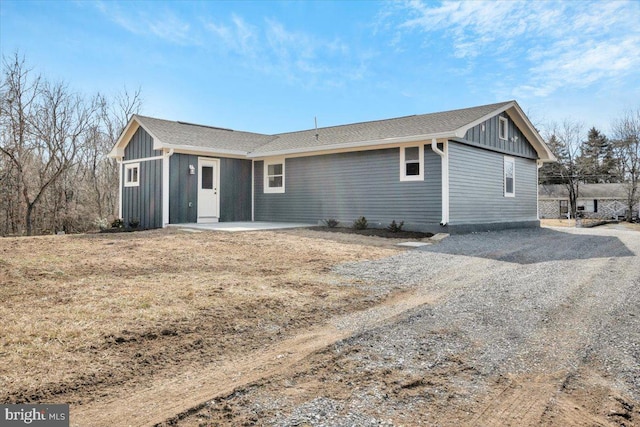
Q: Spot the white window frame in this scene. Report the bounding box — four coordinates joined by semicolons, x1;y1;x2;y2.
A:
263;158;285;193
504;156;515;197
499;116;508;140
400;145;424;182
124;162;140;187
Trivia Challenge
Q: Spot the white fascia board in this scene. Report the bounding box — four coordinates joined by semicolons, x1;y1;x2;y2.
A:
247;131;455;159
165;145;249;159
108;116;140;158
454;101;557;163
508;103;557;162
108;115;165;159
454;101;515;138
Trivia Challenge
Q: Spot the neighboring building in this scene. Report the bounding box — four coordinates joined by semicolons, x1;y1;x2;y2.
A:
108;100;556;233
539;183;639;219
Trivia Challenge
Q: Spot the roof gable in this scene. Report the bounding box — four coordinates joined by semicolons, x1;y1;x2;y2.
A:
109;101;555;162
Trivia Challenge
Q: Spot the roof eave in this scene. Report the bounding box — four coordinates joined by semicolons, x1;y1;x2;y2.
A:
162;143;249;157
108;115;166;159
247;131;455;158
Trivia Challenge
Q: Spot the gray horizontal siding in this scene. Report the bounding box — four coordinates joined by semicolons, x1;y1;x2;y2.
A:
122;159;163;229
169;154;252;223
463;112;537;159
448;142;538;224
124;126;163;160
254;147;441;226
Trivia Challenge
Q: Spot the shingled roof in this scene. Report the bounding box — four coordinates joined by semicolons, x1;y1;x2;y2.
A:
134;115;276;153
539;184;630;199
250;101;512;155
110;100;554;161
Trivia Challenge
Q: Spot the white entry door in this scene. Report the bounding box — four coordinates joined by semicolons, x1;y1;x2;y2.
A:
197;158;219;223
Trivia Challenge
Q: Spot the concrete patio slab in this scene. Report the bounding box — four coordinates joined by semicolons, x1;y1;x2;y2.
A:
168;222;314;232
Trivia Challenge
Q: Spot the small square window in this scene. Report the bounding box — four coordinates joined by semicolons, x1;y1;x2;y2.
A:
124;163;139;187
400;146;424;181
264;159;285;193
499;116;508;140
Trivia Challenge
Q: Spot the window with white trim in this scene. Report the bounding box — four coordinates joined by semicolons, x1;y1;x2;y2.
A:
400;145;424;181
499;116;508;140
124;163;140;187
264;159;285;193
504;156;515;197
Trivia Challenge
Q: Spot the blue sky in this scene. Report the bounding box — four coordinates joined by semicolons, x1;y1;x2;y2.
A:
1;0;639;136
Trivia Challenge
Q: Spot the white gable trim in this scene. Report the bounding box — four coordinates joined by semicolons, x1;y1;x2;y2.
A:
108;115;164;159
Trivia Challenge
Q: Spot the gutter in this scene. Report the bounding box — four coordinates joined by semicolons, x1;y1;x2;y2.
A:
247;131;455;159
431;138;449;226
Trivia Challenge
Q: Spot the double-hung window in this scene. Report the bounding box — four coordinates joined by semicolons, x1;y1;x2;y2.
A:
264;159;285;193
400;146;424;181
124;163;140;187
504;156;515;197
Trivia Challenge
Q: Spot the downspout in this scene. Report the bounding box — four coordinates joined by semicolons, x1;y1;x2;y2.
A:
117;158;123;220
162;149;175;227
431;138;449;226
537;160;543;220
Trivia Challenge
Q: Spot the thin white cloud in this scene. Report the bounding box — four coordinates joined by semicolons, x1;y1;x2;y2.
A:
203;15;366;87
94;1;198;45
385;0;640;99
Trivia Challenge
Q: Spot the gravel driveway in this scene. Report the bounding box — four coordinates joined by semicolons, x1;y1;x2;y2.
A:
181;226;640;426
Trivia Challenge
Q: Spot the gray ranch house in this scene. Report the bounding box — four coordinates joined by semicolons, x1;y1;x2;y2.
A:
108;100;556;233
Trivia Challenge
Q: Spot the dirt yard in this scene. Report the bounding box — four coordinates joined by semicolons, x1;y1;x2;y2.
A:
1;226;639;426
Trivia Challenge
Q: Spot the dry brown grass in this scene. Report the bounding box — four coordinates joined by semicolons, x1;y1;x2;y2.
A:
540;218;577;227
0;229;399;403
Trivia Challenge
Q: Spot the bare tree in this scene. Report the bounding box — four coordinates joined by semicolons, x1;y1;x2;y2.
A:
0;53;41;235
612;109;640;221
95;87;141;219
1;53;99;235
1;53;143;235
540;120;584;219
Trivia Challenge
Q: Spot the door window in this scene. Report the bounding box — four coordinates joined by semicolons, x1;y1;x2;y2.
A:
202;166;213;189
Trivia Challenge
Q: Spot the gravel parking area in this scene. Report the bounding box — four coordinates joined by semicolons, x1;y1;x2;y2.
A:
176;226;640;426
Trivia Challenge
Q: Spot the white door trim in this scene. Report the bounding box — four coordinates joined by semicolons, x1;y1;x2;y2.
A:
197;157;220;223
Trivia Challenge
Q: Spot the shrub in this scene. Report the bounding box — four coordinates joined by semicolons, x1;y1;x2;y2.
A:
111;218;124;229
94;218;109;231
324;218;340;228
129;218;140;228
386;220;404;233
353;216;368;230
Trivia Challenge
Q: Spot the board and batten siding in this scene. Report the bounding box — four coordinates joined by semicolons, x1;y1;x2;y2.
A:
123;127;162;160
121;159;163;229
448;142;538;225
254;147;441;227
169;153;252;224
462;112;537;159
169;154;198;224
121;126;163;229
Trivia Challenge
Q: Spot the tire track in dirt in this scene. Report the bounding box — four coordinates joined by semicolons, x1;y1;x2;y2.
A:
467;235;640;427
70;289;438;427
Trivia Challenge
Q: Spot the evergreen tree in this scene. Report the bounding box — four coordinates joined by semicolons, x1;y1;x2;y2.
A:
578;127;608;183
